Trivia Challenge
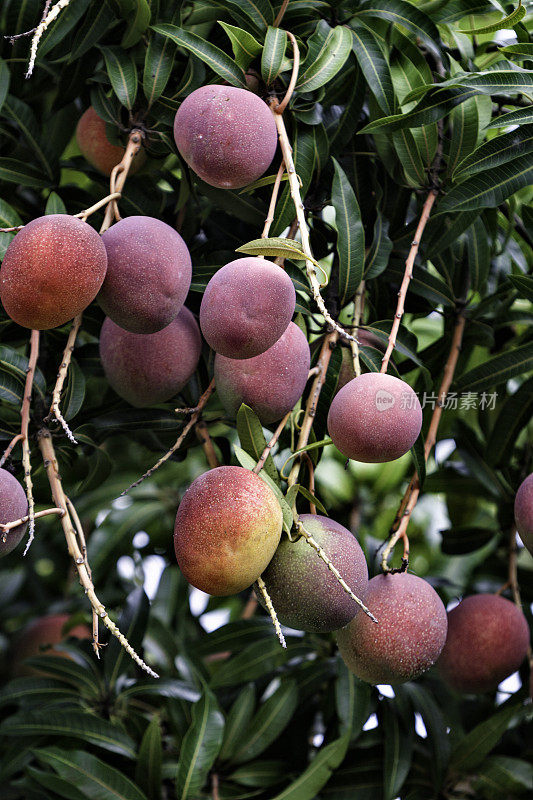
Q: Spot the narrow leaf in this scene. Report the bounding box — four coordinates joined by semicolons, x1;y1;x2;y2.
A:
261;26;287;85
297;26;352;92
175;690;224;800
101;47;138;110
331;158;365;304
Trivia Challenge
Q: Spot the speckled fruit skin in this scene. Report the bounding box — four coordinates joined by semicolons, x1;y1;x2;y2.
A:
258;515;368;632
99;307;202;407
336;333;388;394
437;594;530;693
173;85;278;189
214;322;311;425
514;473;533;557
0;215;107;330
327;372;422;463
76;107;146;176
99;216;192;333
13;614;91;676
337;573;448;685
0;469;28;558
200;257;295;359
174;466;283;596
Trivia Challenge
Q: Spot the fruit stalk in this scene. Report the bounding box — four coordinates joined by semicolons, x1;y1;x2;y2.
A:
38;428;158;677
46;313;82;443
1;506;63;535
256;576;287;648
121;379;216;495
380;190;438;373
350;282;365;378
381;310;466;571
195;420;220;469
100;130;144;234
19;329;40;552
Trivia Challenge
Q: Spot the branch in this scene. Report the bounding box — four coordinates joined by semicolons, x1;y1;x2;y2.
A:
25;0;71;78
350;281;365;378
270;102;356;344
380;190;438;373
20;330;40;552
0;507;63;536
38;429;158;677
121;379;216;496
273;0;290;28
45;314;82;443
195;420;220;468
253;410;292;474
381;311;466;572
276;31;299;115
261;162;286;240
100;130;144;234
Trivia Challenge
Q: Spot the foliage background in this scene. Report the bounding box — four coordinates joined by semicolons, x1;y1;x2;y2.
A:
0;0;532;798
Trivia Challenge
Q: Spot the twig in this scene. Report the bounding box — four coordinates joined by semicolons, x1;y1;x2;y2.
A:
121;380;216;496
288;331;338;488
295;519;377;623
66;495;100;655
195;420;220;468
0;434;24;467
25;0;71;78
45;314;82;443
0;225;24;234
273;0;290;28
270;101;356;343
276;31;299;115
100;130;144;234
274;218;298;267
20;331;40;552
75;192;121;222
4;0;51;43
302;452;316;513
381;312;466;572
38;429;158;677
351;282;365;378
0;507;63;538
261;162;286;241
256;576;286;647
380;190;437;373
211;772;220;800
253;410;291;474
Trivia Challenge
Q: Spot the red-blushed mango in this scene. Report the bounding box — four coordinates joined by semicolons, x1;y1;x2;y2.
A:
0;215;107;330
514;473;533;557
437;594;530;693
173;85;278;189
258;514;368;632
200;257;295;359
99;307;202;407
328;372;422;462
214;322;311;425
337;573;448;684
0;469;28;558
174;466;283;596
13;613;91;676
99;216;192;333
76;107;146;176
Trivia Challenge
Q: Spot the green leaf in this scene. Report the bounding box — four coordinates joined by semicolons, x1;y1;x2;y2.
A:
450;705;522;772
273;124;324;235
232;680;298;763
364;210;392;279
210;639;306;687
0;678;79;709
175;689;224;800
499;43;533;59
509;274;533;303
361;87;471;134
219;22;262;71
351;25;395;115
473;756;533;799
143;32;175;106
229;761;286;788
0;345;46;402
354;1;442;56
0;711;136;758
236;236;307;261
2;96;57;180
411;434;426;489
440;526;496;555
437;155;533;213
297;26;352;92
152;24;247;88
37;0;92;58
101;47;138;110
26;767;88;800
401;684;450;788
219;684;256;762
34;748;148;800
70;0;115;60
104;588;150;686
135;718;162;800
486;376;533;467
447;95;483;179
458;1;525;34
0;58;11;115
61;358;86;421
466;216;490;293
236;404;280;486
122;0;151;48
211;0;274;32
392;127;427;187
45;192;67;215
261;26;287;85
455;127;533;181
383;703;413;800
331;158;365;304
269;733;350;800
486;106;533;129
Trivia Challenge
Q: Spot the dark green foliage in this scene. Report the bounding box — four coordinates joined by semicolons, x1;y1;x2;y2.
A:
0;1;532;798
